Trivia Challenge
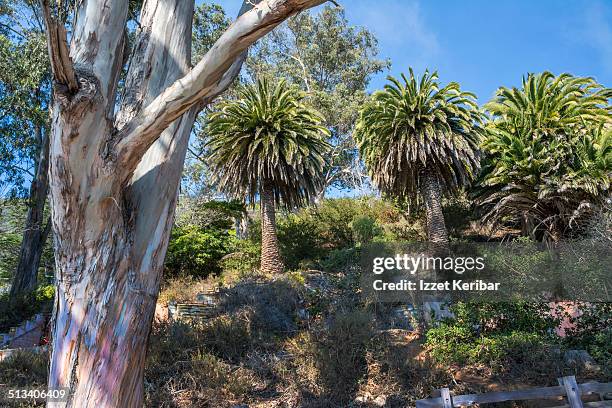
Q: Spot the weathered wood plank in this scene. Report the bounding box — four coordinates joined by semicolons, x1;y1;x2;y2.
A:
580;382;612;394
416;378;612;407
451;385;566;405
562;376;584;408
440;388;453;408
551;402;612;408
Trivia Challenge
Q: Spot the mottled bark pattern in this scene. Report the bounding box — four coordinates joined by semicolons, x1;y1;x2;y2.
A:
41;0;326;406
420;170;449;248
260;182;284;274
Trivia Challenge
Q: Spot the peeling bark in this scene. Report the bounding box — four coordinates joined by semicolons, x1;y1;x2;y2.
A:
43;0;326;406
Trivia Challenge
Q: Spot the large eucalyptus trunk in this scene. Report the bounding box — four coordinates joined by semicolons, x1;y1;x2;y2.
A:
40;0;325;406
260;181;284;274
420;170;449;248
10;125;51;298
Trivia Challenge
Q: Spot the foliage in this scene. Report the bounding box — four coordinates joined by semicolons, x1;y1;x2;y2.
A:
0;231;20;285
425;302;561;368
477;72;612;241
0;4;50;197
175;198;245;231
205;79;331;208
192;3;230;63
0;284;54;332
245;197;419;271
0;199;53;290
319;247;360;273
356;69;484;203
165;225;235;278
246;5;389;194
277;212;324;270
218;239;261;284
350;214;382;244
564;303;612;369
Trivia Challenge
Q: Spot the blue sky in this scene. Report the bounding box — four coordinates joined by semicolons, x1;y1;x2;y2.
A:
212;0;612;102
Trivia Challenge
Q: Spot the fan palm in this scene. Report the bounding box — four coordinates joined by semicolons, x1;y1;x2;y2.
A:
355;69;484;247
478;72;612;241
206;79;330;274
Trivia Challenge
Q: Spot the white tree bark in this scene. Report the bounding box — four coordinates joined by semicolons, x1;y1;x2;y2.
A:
42;0;327;406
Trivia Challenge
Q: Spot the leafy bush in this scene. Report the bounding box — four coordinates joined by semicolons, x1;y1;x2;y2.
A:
425;302;560;368
219;239;261;283
0;232;21;286
564;303;612;369
249;197;421;272
350;214;382;244
175;199;245;231
319;247;360;272
165;224;236;278
0;284;54;332
277;213;323;270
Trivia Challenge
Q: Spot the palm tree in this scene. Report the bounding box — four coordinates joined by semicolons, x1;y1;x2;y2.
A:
206;79;330;274
478;72;611;241
355;69;483;247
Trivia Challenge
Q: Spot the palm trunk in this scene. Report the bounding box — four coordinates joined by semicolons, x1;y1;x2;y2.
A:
10;125;51;298
420;171;449;249
260;181;284;274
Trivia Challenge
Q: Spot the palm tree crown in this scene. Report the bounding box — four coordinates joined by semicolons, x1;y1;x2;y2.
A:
206;79;331;208
355;69;484;202
478;72;611;240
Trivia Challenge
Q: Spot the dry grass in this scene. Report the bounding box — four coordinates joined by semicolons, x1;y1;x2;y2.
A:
1;272;609;407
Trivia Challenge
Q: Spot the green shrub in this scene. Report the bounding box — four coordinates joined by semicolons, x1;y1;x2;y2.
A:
319;247;360;272
350;214;382;244
0;285;54;332
219;239;261;283
564;303;612;369
425;302;560;368
0;232;21;286
277;213;323;270
165;224;235;278
175;199;245;231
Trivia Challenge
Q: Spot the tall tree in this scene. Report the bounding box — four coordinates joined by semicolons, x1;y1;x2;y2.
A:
188;6;388;198
0;1;52;298
477;72;612;241
355;69;483;247
205;79;330;273
37;0;327;406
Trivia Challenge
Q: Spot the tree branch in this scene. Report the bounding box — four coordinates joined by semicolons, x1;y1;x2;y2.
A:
39;0;78;93
114;0;327;173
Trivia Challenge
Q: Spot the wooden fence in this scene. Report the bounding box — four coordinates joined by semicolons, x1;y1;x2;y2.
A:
416;376;612;408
